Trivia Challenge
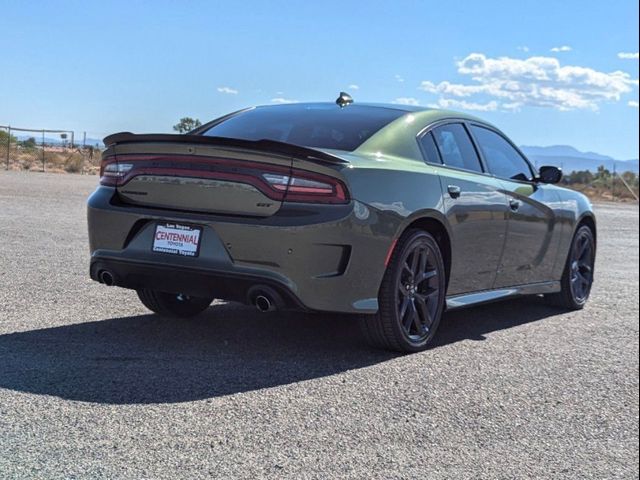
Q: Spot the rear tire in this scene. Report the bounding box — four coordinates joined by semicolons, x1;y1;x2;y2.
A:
546;225;595;310
137;289;213;318
360;229;446;353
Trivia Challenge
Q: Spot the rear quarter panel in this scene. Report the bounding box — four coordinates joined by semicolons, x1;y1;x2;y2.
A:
339;154;446;230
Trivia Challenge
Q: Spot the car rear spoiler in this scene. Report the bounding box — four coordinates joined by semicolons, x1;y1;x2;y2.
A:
102;132;349;165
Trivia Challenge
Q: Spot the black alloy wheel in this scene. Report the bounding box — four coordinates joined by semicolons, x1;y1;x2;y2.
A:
568;227;595;304
396;237;442;342
547;225;595;309
361;229;446;352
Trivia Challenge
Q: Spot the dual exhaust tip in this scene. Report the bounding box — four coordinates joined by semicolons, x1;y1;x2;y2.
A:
248;285;283;313
98;269;282;312
99;270;116;287
254;294;275;312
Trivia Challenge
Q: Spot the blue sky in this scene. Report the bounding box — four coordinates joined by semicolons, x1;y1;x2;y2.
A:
1;0;638;158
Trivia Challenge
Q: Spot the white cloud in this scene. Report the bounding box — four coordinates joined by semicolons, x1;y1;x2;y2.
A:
517;46;530;53
394;74;404;83
348;84;360;90
217;86;238;94
629;100;639;108
430;98;499;112
270;97;298;104
550;45;572;52
420;80;486;97
419;53;639;111
618;52;639;60
392;97;420;106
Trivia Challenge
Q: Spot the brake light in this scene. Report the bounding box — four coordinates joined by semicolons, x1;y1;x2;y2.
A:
99;154;349;204
262;171;348;203
100;159;133;186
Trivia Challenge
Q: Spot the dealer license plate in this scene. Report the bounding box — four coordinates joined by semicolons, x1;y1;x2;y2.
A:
152;223;202;257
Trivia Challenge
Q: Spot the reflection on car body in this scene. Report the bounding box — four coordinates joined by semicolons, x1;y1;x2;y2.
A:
88;94;596;352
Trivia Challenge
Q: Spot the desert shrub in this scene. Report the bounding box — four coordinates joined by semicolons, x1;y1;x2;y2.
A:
64;154;84;173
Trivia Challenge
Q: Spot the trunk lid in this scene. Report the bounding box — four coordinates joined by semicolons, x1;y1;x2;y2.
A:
102;133;349;217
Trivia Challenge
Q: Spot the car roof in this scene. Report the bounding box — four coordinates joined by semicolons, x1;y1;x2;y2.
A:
253;101;429;113
200;101;492;161
251;102;486;125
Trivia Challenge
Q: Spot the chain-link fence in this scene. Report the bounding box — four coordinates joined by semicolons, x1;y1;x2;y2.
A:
1;125;101;174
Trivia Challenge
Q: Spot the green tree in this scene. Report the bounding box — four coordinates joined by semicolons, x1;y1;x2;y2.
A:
0;130;17;145
172;117;202;134
595;165;611;180
21;137;37;149
566;170;594;185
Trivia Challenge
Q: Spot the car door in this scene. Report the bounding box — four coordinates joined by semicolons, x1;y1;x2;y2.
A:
419;123;509;295
468;124;561;288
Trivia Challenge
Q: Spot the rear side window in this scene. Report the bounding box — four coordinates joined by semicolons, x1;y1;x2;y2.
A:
418;132;442;164
432;124;483;173
470;125;534;181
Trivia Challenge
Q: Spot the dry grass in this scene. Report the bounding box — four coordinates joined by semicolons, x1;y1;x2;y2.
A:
567;182;639;202
4;146;100;175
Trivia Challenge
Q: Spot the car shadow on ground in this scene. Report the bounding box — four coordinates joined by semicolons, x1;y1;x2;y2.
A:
0;297;563;404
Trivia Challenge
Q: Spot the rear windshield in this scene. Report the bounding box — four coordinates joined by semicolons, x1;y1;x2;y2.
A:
201;104;404;151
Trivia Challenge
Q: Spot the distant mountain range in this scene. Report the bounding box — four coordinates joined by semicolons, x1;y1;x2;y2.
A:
520;145;639;174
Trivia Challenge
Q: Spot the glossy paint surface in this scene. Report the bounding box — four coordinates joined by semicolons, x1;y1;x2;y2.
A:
88;104;595;314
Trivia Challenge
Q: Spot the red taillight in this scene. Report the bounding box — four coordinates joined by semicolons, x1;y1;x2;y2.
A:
262;170;348;204
99;154;349;204
100;157;133;186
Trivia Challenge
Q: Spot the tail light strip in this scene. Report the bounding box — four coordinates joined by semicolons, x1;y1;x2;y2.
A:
100;154;349;204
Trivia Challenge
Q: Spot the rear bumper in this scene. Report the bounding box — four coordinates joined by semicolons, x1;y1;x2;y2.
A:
87;186;400;314
90;257;307;310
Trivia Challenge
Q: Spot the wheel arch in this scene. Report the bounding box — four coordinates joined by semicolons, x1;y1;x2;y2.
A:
576;212;597;246
398;213;452;289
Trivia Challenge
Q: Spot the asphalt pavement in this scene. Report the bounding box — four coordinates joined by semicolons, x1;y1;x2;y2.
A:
0;171;638;479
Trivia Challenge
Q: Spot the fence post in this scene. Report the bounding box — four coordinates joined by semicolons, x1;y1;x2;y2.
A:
5;126;10;170
41;130;45;172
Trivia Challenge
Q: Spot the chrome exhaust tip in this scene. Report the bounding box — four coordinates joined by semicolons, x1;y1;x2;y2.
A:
248;285;282;312
255;295;274;312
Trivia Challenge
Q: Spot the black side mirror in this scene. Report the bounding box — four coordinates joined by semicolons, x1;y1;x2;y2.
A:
538;165;562;184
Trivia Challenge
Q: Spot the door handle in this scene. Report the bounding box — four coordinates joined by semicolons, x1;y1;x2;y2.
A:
509;199;521;211
447;185;461;199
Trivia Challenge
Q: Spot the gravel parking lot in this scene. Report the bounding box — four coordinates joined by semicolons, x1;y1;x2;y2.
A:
0;171;638;479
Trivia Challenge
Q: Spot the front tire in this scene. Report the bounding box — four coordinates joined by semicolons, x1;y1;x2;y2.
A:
546;225;595;310
361;229;446;352
137;289;213;318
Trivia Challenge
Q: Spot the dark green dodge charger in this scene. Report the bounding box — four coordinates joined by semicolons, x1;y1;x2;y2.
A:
88;96;596;352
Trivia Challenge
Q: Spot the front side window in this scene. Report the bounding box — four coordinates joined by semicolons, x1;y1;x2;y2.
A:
432;123;483;173
470;125;534;181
